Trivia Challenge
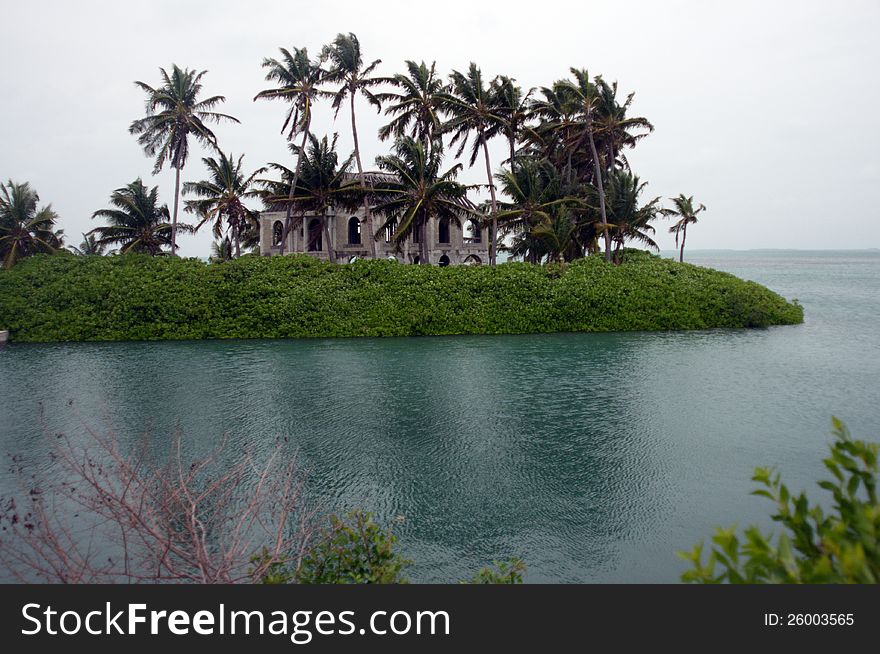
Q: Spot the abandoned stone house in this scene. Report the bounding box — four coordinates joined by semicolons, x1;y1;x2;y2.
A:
258;173;489;265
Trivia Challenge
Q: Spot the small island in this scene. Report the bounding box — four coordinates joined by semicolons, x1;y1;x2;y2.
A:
0;36;804;346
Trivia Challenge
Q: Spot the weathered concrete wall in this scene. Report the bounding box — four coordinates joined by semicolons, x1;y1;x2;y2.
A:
259;207;489;265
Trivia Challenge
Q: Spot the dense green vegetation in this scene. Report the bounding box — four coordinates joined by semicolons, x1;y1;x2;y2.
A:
0;251;802;342
681;419;879;584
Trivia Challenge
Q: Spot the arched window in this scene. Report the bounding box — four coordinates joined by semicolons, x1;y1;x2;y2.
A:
438;254;450;267
307;218;322;252
463;254;482;266
469;220;482;243
438;217;450;244
348;216;361;245
272;221;283;246
384;220;397;243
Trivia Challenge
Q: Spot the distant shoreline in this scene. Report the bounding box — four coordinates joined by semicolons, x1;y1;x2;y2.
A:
660;248;880;254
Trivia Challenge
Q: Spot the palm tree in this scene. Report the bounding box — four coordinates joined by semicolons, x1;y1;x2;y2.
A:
69;232;107;256
90;179;191;255
559;68;613;262
0;180;61;268
530;210;581;264
323;32;384;259
603;170;663;262
372;137;475;265
495;158;581;263
506;230;549;264
210;236;234;263
440;63;506;265
183;152;265;258
491;76;534;172
261;134;356;263
594;78;653;174
526;82;582;185
377;60;446;154
211;222;260;262
665;194;707;262
129;65;239;254
254;47;330;254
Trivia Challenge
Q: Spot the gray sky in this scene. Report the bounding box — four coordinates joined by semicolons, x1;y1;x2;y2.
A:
2;0;878;257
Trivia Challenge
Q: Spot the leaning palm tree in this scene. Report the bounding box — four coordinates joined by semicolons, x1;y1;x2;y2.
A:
68;232;107;256
376;60;446;155
129;64;239;254
665;194;707;262
0;180;61;268
440;63;506;265
183;152;265;258
254;47;330;254
90;179;191;255
323;32;384;259
371;137;476;265
558;68;613;262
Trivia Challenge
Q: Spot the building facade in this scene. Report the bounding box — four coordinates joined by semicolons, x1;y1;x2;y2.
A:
259;206;488;265
258;170;489;265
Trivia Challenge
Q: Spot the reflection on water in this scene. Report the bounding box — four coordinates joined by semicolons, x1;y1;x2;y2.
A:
1;251;878;582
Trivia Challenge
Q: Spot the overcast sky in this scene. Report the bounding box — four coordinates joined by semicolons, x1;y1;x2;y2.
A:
2;0;878;257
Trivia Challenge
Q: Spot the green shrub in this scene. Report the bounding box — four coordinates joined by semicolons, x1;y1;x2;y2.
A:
293;510;410;585
680;418;879;583
464;558;527;584
256;512;528;584
0;252;803;342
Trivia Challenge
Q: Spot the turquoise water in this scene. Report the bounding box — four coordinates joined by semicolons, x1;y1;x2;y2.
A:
1;250;878;582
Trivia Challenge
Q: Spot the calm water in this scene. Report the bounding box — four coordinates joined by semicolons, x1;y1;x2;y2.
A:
1;250;878;582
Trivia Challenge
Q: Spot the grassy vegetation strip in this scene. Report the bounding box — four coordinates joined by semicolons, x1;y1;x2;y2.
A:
0;251;803;342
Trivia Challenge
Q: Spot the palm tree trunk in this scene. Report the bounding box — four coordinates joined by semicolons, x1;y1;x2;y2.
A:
565;149;573;188
565;127;590;188
421;116;433;162
509;134;516;173
420;214;429;265
323;211;335;263
171;165;181;254
279;118;311;255
680;223;687;262
586;110;611;262
481;135;498;266
350;93;376;259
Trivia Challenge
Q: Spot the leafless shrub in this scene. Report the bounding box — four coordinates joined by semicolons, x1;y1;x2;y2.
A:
0;423;316;583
